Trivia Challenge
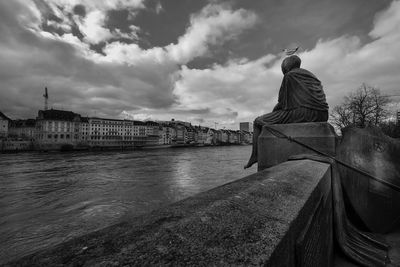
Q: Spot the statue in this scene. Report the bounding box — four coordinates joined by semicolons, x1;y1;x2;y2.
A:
337;126;400;233
244;55;329;169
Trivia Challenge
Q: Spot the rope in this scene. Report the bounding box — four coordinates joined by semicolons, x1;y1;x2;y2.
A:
263;125;400;193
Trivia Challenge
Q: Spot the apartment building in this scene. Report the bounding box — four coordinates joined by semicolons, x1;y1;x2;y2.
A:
158;125;175;145
0;111;11;138
239;122;253;133
87;118;160;148
9;119;36;140
35;109;82;150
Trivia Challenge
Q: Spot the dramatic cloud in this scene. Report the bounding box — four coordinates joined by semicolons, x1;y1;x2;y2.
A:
166;4;257;64
173;55;279;125
77;10;113;44
171;1;400;128
99;4;257;65
0;0;399;129
301;1;400;108
0;1;258;124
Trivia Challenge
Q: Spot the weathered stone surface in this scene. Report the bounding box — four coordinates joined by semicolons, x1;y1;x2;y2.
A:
337;126;400;233
334;229;400;267
258;122;337;171
5;160;332;267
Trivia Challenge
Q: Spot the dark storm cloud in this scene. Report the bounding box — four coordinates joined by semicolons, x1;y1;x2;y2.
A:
68;19;85;41
31;0;86;42
89;42;107;55
123;0;391;68
73;4;86;17
41;22;66;36
131;0;207;48
174;108;210;115
1;0;399;129
0;1;177;118
106;9;132;32
224;0;392;58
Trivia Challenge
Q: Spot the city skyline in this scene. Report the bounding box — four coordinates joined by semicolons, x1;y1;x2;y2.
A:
1;0;400;130
2;87;256;131
1;108;254;152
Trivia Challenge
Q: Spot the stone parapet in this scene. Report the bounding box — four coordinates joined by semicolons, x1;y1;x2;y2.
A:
7;160;333;267
258;122;337;171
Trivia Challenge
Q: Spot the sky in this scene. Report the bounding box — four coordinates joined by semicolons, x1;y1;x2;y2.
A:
0;0;399;129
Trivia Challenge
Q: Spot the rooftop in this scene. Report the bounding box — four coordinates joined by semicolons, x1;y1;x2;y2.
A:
37;109;81;122
10;119;36;127
0;111;11;121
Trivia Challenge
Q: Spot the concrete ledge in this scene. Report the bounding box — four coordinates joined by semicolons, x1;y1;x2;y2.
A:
7;160;332;267
258;122;337;171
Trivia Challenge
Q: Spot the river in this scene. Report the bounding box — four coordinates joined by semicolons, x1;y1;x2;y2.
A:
0;145;254;263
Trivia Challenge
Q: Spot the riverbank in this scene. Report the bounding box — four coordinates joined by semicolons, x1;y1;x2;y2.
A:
0;140;251;153
0;146;253;263
4;159;332;266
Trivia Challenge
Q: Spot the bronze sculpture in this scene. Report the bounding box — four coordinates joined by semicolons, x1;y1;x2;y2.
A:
245;55;329;169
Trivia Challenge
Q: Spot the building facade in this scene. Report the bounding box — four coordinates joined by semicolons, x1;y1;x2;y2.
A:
89;118;136;148
239;130;253;144
0;111;11;138
158;125;175;145
2;109;251;150
239;122;254;133
173;124;187;144
144;121;160;146
196;127;208;145
85;118;162;148
9;119;36;140
35;109;82;150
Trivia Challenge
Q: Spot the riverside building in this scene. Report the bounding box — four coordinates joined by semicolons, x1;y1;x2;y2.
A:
87;118;160;148
35;109;83;150
0;111;11;138
239;122;253;132
79;117;90;144
144;121;160;146
9;119;36;140
2;108;249;151
158;124;175;145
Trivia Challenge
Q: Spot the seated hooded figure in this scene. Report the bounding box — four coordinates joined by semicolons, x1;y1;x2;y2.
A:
244;55;329;169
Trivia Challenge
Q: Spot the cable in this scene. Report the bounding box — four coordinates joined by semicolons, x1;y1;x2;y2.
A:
263;125;400;193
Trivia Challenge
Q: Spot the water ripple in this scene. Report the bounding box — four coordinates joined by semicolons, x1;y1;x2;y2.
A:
0;146;253;263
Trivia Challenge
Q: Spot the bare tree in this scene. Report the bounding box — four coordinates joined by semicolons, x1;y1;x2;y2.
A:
330;83;390;130
370;87;390;125
330;105;352;129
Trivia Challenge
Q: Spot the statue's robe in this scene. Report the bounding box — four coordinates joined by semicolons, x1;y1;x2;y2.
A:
337;126;400;233
255;68;329;125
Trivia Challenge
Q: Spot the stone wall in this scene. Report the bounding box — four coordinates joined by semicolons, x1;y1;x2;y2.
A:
258;122;337;171
8;159;334;266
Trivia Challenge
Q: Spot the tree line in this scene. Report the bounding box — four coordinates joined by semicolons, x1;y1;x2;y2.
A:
330;83;400;138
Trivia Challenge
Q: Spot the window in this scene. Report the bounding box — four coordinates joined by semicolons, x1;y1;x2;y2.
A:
48;134;52;139
54;134;58;138
60;134;64;139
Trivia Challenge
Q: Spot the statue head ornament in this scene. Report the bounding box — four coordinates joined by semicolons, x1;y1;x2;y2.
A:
281;55;301;74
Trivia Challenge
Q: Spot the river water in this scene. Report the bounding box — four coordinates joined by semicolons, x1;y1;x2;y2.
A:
0;146;254;263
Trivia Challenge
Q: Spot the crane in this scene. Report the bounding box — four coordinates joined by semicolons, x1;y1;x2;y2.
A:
43;87;49;110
